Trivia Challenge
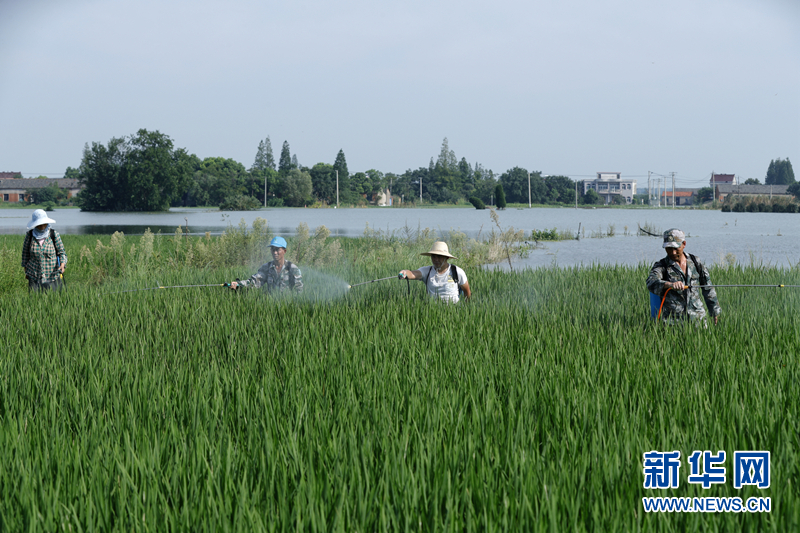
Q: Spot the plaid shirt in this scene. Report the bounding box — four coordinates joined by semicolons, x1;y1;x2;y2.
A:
239;260;303;293
21;229;67;282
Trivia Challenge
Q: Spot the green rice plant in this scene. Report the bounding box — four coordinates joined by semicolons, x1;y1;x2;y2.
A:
1;258;798;531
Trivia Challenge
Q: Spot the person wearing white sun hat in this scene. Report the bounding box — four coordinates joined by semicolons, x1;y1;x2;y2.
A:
21;209;67;291
398;241;471;303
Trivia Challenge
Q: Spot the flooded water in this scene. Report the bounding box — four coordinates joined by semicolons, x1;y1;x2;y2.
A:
2;206;797;268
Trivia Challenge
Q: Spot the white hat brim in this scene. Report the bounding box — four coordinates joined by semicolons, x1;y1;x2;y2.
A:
420;251;456;259
27;214;56;229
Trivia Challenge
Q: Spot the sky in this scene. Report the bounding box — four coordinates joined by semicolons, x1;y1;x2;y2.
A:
1;0;798;188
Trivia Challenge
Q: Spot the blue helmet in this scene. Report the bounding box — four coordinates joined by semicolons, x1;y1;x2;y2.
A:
270;236;287;249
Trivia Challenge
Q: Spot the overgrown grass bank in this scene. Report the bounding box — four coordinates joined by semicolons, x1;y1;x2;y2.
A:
1;226;799;531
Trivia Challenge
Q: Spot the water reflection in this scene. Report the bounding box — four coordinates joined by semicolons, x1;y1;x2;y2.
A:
1;207;798;268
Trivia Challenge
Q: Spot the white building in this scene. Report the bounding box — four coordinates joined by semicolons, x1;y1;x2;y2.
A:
583;172;637;204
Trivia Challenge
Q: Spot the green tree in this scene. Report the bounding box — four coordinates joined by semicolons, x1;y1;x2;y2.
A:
350;172;371;198
787;182;800;200
429;137;461;203
544;175;576;205
365;169;385;197
583;189;601;205
473;164;496;204
64;167;80;180
309;163;336;204
77;130;191;212
123;129;193;211
26;183;68;205
76;136;128;211
498;167;527;203
499;167;546;204
765;158;795;185
459;158;474;198
252;137;276;172
744;178;760;185
696;187;713;203
333;149;351;203
282;168;313;207
279;141;293;176
495;183;507;209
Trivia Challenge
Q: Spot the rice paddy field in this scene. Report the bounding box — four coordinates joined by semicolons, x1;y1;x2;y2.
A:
1;226;799;532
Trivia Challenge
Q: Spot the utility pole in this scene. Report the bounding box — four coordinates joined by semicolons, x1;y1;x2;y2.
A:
336;170;339;208
711;171;715;208
671;172;675;208
527;172;531;208
648;171;651;206
264;175;267;207
420;175;423;202
575;179;578;209
658;178;662;208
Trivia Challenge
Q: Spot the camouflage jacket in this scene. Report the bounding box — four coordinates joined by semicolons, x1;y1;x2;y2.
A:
646;254;721;322
239;260;303;293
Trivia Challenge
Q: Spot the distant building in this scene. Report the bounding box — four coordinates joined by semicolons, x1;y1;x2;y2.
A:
710;173;736;187
583;172;637;204
0;171;22;180
0;178;82;203
715;184;790;203
661;188;697;206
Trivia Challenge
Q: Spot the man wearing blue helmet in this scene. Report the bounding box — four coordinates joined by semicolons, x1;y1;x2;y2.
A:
229;236;303;293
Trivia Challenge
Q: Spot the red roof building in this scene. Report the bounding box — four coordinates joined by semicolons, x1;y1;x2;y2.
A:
710;173;735;186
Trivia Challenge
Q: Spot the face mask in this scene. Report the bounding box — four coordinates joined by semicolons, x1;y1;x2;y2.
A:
33;225;50;240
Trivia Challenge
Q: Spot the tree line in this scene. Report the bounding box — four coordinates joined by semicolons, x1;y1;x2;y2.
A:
70;129;796;211
72;131;590;211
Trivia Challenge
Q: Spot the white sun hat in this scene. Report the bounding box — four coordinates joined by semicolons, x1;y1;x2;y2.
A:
420;241;456;259
27;209;56;230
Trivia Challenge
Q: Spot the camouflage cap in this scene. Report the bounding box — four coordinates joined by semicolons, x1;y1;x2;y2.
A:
662;228;685;248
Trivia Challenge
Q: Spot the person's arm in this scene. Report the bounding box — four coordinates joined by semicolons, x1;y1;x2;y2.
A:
459;281;471;300
399;269;424;280
290;264;303;293
230;264;268;289
21;232;31;271
53;231;67;272
646;261;670;294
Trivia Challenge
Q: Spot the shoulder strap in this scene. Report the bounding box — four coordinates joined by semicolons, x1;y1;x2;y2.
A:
450;264;459;285
425;266;432;285
657;257;670;281
688;253;708;287
285;261;294;288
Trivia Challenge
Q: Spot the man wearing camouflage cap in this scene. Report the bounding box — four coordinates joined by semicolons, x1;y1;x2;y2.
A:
646;228;721;324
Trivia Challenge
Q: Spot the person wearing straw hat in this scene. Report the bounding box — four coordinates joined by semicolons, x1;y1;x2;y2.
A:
229;236;303;293
21;209;68;291
398;241;471;303
646;228;720;324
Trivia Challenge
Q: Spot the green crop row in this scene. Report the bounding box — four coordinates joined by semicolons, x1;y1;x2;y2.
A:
1;228;799;531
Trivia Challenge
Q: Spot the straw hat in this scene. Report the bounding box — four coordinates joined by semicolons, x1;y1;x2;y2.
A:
420;241;456;259
27;209;56;230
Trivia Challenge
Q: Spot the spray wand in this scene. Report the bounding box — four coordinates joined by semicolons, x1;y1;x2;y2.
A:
109;283;232;294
